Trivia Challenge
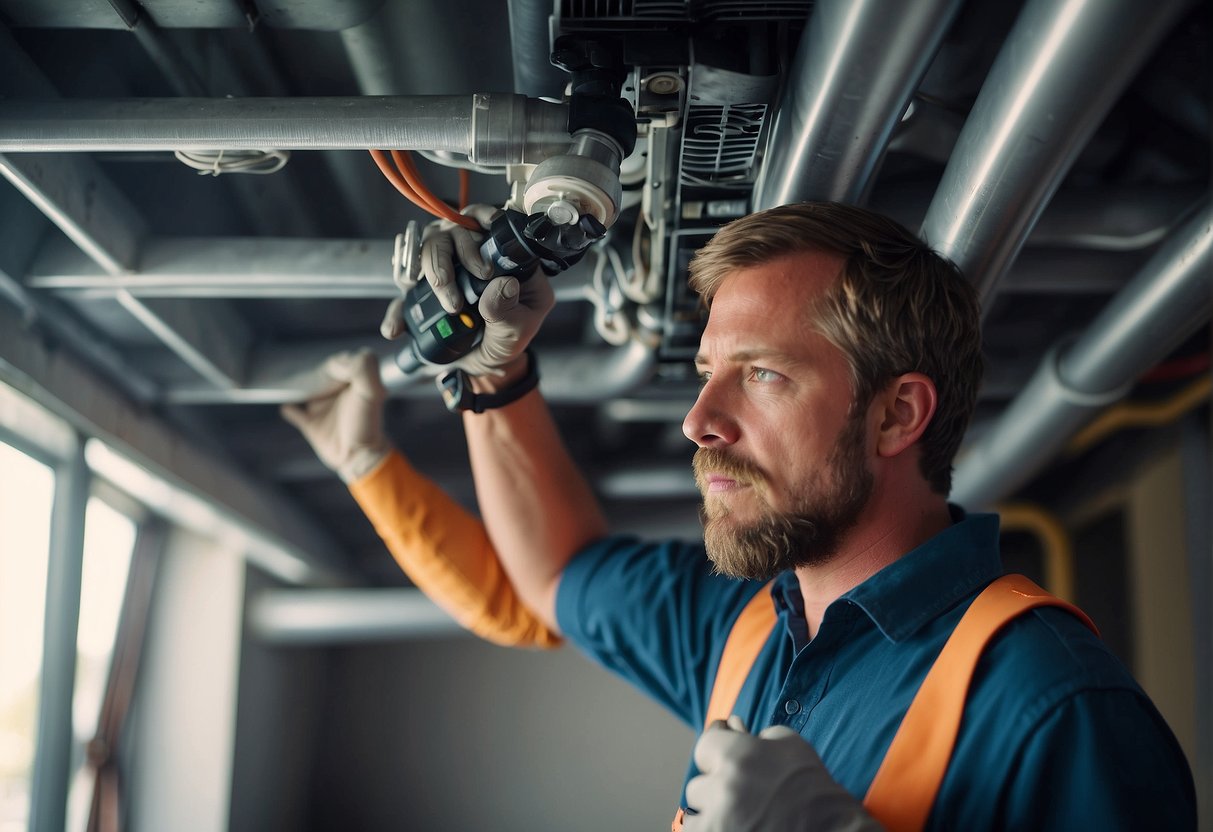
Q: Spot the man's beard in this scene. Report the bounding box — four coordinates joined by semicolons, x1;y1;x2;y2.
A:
693;413;873;581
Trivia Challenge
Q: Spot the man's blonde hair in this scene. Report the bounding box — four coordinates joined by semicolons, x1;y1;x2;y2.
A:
688;202;983;496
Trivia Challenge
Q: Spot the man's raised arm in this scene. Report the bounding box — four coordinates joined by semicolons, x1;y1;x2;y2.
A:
462;348;608;633
281;348;561;648
414;207;608;633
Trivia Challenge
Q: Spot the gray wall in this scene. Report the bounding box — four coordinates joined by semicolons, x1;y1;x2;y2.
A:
308;636;693;832
229;568;331;832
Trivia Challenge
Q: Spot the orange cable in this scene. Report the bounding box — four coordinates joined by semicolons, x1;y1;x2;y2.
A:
390;149;448;215
368;150;440;217
390;150;480;230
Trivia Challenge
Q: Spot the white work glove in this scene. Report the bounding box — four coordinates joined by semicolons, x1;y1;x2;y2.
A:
683;718;883;832
380;204;555;378
280;349;390;483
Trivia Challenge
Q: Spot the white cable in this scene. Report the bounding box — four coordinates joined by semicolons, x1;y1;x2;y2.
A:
173;149;291;176
589;248;632;346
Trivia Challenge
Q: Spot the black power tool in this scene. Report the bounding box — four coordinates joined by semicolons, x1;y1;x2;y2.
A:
393;208;606;375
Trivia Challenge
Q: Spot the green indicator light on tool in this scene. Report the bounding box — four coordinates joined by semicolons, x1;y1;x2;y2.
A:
436;318;454;339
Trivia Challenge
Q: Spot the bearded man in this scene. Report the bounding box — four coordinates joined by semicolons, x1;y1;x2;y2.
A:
286;202;1195;831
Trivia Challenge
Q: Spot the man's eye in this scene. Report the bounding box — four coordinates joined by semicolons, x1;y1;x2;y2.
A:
752;367;781;383
697;371;712;386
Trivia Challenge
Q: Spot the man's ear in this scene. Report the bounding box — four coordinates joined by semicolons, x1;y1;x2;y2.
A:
874;373;937;458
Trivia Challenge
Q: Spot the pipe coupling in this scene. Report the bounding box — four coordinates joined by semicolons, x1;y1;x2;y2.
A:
469;94;570;166
523;129;625;227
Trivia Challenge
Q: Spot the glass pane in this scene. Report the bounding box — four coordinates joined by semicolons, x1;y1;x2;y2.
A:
65;499;137;832
0;442;55;832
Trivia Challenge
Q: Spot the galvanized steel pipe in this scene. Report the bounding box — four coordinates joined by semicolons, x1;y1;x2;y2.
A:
0;95;571;164
952;201;1213;509
920;0;1190;304
752;0;965;209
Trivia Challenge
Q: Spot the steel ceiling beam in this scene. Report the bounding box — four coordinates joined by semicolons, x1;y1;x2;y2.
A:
0;27;253;389
0;153;253;388
29;236;399;298
25;229;1150;301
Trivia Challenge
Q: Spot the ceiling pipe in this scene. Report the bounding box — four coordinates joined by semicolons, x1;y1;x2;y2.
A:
952;201;1212;509
752;0;965;209
0;96;571;164
537;339;658;404
919;0;1191;307
248;588;466;645
159;337;658;405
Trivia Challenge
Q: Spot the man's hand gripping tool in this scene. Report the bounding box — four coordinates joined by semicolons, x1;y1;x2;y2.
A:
390;209;606;376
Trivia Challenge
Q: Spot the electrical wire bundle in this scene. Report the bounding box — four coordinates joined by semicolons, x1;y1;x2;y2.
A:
174;149;290;176
369;149;477;230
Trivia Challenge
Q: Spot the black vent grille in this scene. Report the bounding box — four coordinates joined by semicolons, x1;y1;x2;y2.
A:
560;0;809;22
680;103;767;185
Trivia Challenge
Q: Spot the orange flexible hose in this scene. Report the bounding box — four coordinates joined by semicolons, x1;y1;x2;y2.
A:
368;150;438;217
368;150;480;231
389;150;448;215
390;150;480;230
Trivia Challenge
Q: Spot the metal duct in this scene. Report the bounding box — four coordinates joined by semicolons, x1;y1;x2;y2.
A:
752;0;965;209
919;0;1190;305
951;201;1212;509
0;96;571;164
509;0;566;99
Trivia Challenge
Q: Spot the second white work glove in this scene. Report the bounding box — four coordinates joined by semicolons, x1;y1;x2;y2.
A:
280;349;390;483
381;204;555;378
683;719;884;832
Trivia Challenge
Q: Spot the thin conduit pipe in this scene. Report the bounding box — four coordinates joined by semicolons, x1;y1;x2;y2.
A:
920;0;1190;308
1066;375;1211;456
996;503;1076;603
951;201;1212;509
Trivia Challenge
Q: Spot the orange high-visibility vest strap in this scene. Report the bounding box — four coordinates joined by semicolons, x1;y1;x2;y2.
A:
671;583;777;832
704;582;779;727
672;574;1098;832
862;574;1097;832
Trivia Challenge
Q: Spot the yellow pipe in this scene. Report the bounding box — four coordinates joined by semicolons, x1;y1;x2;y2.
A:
1068;375;1211;456
996;503;1076;603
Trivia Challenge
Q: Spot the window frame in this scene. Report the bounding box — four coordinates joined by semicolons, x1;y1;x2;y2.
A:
0;397;157;832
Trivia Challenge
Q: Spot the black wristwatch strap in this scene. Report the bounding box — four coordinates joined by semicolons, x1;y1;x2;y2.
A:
439;351;539;414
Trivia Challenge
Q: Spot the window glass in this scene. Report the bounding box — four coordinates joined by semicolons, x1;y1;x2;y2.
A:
65;499;137;832
0;442;55;832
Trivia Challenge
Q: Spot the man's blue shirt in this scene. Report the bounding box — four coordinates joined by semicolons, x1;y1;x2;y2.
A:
555;511;1196;830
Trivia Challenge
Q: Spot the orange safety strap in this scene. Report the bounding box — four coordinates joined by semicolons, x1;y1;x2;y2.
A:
864;574;1096;832
671;574;1097;832
672;584;777;832
704;582;780;728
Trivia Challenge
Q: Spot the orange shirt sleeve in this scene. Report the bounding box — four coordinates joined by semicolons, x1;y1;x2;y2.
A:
348;450;562;649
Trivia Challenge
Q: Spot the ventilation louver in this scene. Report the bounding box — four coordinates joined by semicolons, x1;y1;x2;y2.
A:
680;103;767;185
